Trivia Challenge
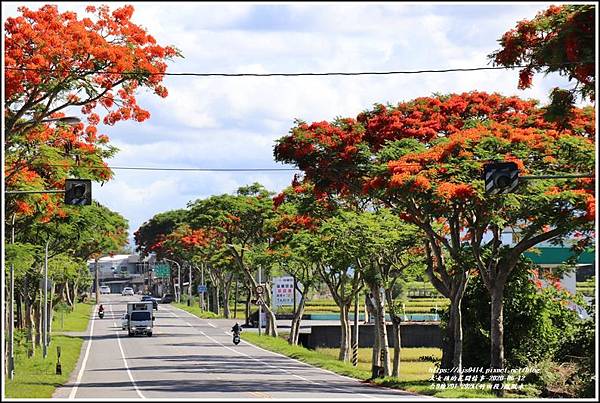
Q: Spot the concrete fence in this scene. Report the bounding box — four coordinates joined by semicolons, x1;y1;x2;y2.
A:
298;322;441;349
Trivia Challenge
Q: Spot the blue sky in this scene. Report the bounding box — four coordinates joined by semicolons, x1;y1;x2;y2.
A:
3;2;587;248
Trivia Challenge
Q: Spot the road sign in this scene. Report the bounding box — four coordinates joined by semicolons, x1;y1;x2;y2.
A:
64;179;92;205
255;285;264;295
251;298;264;306
483;161;519;194
197;284;207;293
39;279;53;291
154;264;171;278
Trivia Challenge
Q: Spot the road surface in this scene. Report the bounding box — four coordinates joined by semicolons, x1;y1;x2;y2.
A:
54;294;429;400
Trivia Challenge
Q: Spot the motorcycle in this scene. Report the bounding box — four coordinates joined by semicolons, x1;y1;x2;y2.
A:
98;309;104;319
232;324;241;345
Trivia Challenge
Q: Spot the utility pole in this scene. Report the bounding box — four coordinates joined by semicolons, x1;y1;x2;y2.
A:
95;257;100;305
43;239;49;358
200;264;205;310
234;276;238;318
258;265;262;336
188;264;192;306
8;213;16;378
293;276;297;314
352;291;359;366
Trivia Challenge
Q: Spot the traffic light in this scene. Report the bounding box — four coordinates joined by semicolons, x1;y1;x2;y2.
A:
483;162;519;194
64;179;92;205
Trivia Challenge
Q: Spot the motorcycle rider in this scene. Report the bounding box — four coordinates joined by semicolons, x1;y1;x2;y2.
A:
98;304;105;318
231;322;241;334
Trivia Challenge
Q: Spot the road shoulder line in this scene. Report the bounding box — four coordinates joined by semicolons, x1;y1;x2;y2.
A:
112;304;146;399
68;304;97;399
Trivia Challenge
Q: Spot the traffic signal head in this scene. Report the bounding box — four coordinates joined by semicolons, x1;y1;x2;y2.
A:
483;162;519;194
64;179;92;205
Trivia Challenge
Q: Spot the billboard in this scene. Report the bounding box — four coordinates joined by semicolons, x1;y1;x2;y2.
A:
272;276;302;309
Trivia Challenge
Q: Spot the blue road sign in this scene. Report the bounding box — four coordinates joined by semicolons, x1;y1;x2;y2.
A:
197;284;207;293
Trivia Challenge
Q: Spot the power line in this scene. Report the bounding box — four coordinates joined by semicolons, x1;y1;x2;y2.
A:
35;163;301;172
3;61;592;77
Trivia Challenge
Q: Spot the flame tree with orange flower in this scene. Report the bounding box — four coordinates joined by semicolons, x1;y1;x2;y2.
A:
5;4;181;233
489;4;595;121
274;91;595;382
187;183;280;334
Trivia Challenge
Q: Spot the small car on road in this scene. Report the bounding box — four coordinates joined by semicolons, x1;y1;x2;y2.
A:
161;294;174;303
141;295;159;310
122;287;134;296
99;285;111;294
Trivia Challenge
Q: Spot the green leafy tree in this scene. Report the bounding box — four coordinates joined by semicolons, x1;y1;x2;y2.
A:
187;183;278;334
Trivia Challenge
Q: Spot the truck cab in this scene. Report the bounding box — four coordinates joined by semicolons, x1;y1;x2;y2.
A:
126;301;154;337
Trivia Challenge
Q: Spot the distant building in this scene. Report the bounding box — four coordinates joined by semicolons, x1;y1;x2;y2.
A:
88;254;155;294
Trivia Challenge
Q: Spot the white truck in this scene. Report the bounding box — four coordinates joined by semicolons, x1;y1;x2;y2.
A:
126;301;154;337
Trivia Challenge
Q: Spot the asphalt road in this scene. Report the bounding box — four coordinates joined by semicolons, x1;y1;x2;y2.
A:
54;294;429;400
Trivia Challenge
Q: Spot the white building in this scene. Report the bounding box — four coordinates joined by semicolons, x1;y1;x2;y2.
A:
88;254;155;294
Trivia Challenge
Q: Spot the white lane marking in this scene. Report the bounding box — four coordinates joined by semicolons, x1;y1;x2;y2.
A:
112;304;145;399
168;310;376;400
163;304;217;327
170;304;424;399
237;335;425;399
68;305;97;399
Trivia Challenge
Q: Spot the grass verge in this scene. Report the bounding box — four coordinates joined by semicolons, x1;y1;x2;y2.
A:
52;302;94;333
5;335;84;398
172;302;221;318
241;333;537;398
5;302;94;398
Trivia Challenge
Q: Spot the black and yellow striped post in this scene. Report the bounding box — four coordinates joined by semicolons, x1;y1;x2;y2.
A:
352;292;359;366
56;346;62;375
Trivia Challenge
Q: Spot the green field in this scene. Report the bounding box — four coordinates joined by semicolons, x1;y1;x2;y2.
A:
577;276;595;297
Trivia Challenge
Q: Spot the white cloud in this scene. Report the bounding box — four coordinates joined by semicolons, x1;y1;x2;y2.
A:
4;2;588;244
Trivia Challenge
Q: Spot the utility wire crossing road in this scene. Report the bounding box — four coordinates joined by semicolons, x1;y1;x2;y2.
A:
54;295;429;400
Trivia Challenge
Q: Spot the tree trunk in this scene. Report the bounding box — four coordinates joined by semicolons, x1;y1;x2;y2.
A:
372;286;390;377
384;287;402;378
440;306;455;370
16;294;23;329
223;285;230;319
65;281;73;307
73;281;79;306
289;294;306;345
26;301;35;356
34;297;42;347
451;294;463;375
490;286;505;396
211;286;220;315
245;288;252;326
339;304;351;362
261;299;278;337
